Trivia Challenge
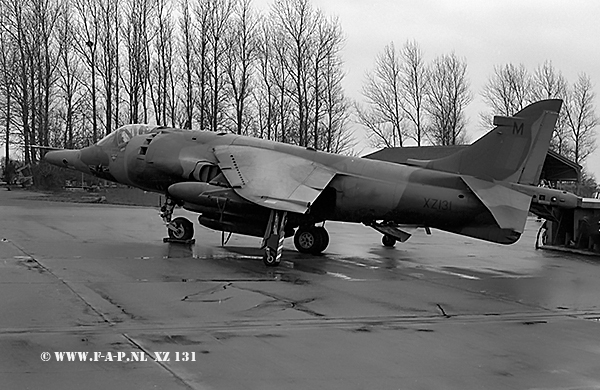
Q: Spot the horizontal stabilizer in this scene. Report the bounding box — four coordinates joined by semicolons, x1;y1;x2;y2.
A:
461;176;531;233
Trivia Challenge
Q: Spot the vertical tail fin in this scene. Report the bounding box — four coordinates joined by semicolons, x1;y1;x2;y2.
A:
409;99;562;184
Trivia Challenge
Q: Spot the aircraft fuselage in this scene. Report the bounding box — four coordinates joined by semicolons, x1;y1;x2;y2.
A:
65;128;494;241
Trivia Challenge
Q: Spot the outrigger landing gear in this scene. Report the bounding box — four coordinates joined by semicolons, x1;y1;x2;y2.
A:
161;196;195;244
294;225;329;254
262;210;288;267
382;234;396;247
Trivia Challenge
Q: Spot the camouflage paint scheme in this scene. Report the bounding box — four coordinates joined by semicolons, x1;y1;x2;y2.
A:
45;100;577;264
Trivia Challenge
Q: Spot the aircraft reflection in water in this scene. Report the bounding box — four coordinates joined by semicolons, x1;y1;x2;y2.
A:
46;100;578;266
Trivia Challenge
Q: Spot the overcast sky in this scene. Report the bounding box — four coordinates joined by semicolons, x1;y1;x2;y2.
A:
256;0;600;176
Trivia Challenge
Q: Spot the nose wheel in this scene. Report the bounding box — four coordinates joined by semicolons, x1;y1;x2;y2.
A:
168;217;194;241
161;196;195;244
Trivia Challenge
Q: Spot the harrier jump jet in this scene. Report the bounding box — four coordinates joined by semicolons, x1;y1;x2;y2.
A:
46;99;572;266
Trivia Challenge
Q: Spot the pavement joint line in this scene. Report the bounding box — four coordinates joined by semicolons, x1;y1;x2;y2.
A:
229;283;326;317
4;238;115;326
2;310;599;336
121;333;201;390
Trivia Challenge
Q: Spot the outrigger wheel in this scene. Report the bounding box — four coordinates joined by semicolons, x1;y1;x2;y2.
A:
382;234;396;247
168;217;194;241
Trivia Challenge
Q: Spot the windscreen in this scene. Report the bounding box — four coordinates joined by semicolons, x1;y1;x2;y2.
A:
96;125;161;148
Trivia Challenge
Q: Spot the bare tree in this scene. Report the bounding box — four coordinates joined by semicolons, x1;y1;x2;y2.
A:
480;63;532;130
150;0;176;126
271;0;317;146
0;0;357;165
314;15;351;153
191;0;211;130
3;0;62;162
179;0;194;128
356;42;406;148
425;52;471;146
73;0;101;143
123;0;154;124
96;0;120;135
256;15;293;143
225;0;258;135
531;60;571;158
399;40;428;146
32;0;62;153
564;73;598;165
6;0;34;163
254;18;275;139
0;7;18;169
205;0;235;132
57;2;86;148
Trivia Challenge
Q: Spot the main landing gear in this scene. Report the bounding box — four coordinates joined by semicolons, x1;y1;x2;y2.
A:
161;197;195;243
261;216;330;267
293;225;329;255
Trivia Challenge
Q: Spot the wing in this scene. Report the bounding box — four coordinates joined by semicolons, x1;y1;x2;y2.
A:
213;145;337;214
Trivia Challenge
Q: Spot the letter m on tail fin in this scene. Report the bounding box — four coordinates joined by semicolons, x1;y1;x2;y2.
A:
410;99;563;185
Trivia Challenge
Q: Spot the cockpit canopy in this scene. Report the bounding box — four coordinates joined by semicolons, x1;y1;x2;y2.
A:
96;124;162;148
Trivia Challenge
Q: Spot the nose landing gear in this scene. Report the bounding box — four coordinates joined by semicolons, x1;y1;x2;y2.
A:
161;196;195;244
168;217;194;241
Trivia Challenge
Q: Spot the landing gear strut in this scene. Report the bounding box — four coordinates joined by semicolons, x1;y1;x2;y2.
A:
161;196;194;243
294;225;329;254
262;210;288;267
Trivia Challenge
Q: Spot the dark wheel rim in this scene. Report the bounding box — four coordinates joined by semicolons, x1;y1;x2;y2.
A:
298;232;315;250
170;222;185;239
264;249;279;266
169;218;193;240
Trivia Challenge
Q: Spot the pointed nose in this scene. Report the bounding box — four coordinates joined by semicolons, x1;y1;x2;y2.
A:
44;150;85;171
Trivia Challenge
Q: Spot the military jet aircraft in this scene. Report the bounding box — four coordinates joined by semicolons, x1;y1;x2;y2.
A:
45;99;573;266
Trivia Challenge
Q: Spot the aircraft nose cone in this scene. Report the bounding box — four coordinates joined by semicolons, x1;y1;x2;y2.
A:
44;150;83;170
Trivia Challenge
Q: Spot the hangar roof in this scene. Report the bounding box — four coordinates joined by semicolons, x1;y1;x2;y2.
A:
363;146;580;182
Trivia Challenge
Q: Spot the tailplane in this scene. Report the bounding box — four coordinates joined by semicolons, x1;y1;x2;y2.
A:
408;99;562;185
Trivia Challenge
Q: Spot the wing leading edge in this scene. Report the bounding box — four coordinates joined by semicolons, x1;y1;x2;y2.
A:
213;145;337;214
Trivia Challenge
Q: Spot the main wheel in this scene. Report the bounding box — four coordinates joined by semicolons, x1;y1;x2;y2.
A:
382;234;396;247
314;226;329;253
294;226;327;254
168;217;194;240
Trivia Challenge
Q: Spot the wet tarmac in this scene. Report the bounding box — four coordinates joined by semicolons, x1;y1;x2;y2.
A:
1;189;600;389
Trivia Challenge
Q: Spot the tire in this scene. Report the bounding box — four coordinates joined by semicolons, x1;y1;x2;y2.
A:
382;234;396;247
294;226;322;254
168;217;194;240
314;226;329;253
